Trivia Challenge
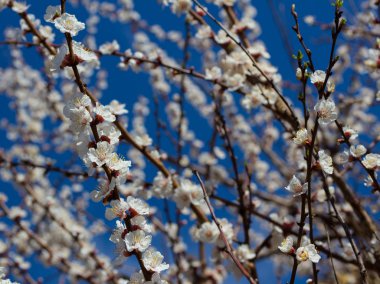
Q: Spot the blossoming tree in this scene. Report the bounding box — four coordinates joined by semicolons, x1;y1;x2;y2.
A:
0;0;379;283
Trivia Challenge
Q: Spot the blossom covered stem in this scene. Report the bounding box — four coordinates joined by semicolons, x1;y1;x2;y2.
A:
191;0;300;129
193;170;257;284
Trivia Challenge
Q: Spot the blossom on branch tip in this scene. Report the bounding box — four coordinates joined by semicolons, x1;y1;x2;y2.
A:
285;175;307;197
109;99;128;115
342;126;358;141
296;244;321;263
99;40;120;54
193;222;219;243
318;150;334;175
314;98;338;125
310;70;326;89
142;247;169;273
293;128;309;145
171;0;192;15
350;144;367;158
362;153;380;170
44;5;61;22
105;199;129;220
124;229;152;252
236;244;256;263
173;179;204;209
93;104;116;123
87;141;114;167
126;196;150;216
278;236;294;254
54;13;85;36
11;1;29;13
49;41;98;71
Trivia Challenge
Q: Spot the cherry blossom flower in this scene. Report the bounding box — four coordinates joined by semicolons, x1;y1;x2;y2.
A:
350;144;367;158
109;99;128;115
296;244;321;263
152;172;173;198
66;107;92;134
314;98;338;125
193;222;219;243
142;247;170;273
318;150;334;174
90;179;111;202
135;134;153;147
205;66;222;80
97;125;121;145
310;70;326;89
126;196;150;216
343;126;358;141
99;40;120;54
71;41;98;62
173;179;204;209
130;216;152;233
171;0;192;15
214;30;231;45
11;1;29;13
44;5;61;22
195;26;213;39
54;13;85;36
109;220;126;245
124;230;152;252
105;199;129;220
87;141;114;167
293;128;309;145
362;153;380;169
278;236;294;254
236;244;256;263
49;41;98;71
93;104;116;123
285;175;308;196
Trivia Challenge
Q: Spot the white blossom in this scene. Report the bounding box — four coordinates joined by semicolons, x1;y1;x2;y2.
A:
343;126;358;141
285;175;307;196
94;104;116;122
194;222;219;243
205;66;222;80
296;244;321;263
278;236;294;254
125;230;152;252
293;128;309;145
310;70;326;88
173;179;204;209
11;1;29;13
109;99;128;115
350;144;367;158
99;40;120;54
126;196;150;216
362;153;380;169
318;150;334;174
314;98;338;125
87;141;114;167
105;199;129;220
236;244;256;263
142;247;169;273
54;13;85;36
135;134;153;147
44;5;61;22
171;0;192;15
